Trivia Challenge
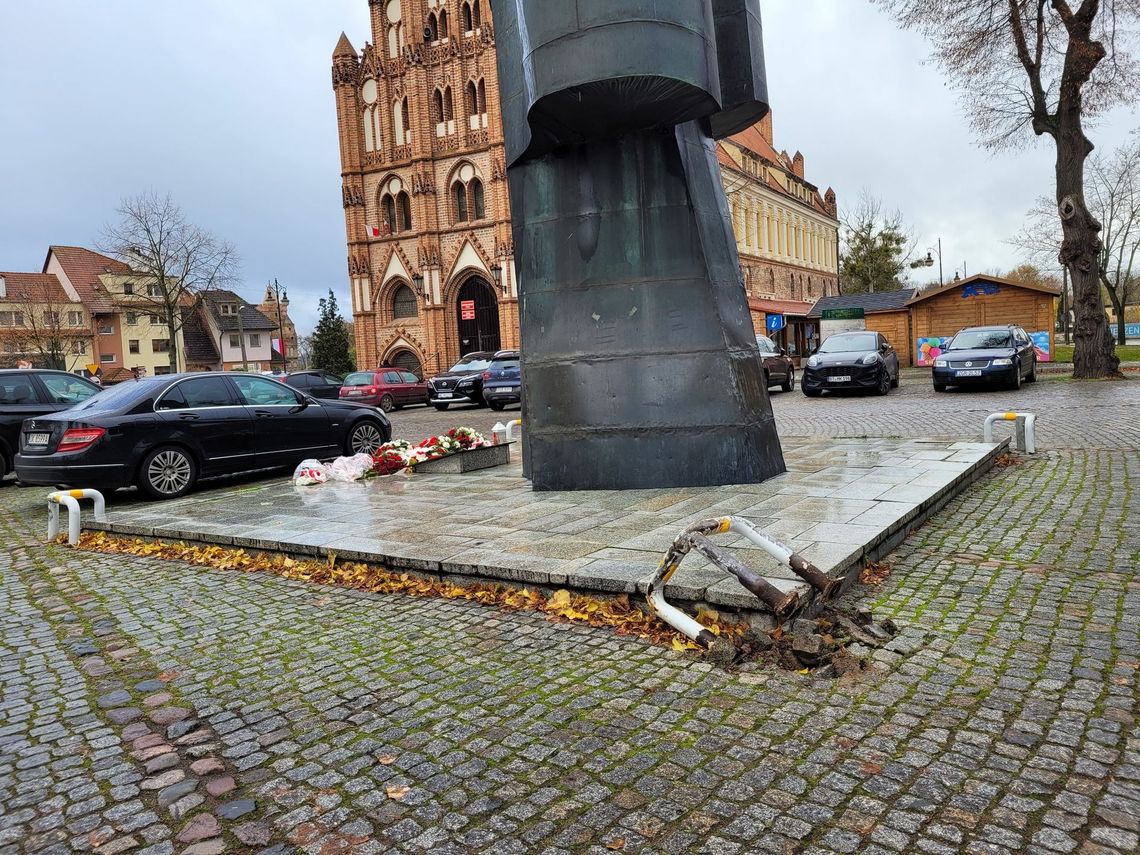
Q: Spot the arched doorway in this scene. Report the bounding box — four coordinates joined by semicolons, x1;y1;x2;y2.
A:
456;276;500;355
388;349;423;378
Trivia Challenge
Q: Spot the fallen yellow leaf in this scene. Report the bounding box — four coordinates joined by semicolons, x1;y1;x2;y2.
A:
385;785;409;800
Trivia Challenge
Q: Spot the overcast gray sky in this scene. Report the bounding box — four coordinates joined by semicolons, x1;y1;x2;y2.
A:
1;1;1135;335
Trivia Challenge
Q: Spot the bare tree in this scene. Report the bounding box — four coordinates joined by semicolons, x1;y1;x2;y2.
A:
839;190;916;294
101;192;239;372
875;0;1139;378
1012;134;1140;341
1090;135;1140;340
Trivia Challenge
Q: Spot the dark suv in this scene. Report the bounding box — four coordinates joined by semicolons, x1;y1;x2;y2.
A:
481;350;521;411
426;351;495;410
283;371;344;400
755;335;795;392
932;325;1038;391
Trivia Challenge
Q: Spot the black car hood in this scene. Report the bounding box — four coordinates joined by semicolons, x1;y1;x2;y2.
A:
430;368;482;381
808;352;876;368
940;347;1015;361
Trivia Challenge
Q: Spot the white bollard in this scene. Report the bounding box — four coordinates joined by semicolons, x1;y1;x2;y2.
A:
983;412;1037;453
46;489;106;546
505;419;522;442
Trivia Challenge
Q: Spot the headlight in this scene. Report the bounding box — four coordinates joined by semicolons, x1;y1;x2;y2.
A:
807;355;820;368
992;358;1012;366
934;358;947;367
861;353;879;365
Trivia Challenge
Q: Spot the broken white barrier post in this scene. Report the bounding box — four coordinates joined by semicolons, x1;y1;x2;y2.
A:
46;489;106;546
983;411;1037;453
647;516;843;648
505;419;522;442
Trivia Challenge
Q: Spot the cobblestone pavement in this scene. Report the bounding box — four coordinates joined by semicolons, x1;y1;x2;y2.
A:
2;382;1138;854
387;375;1139;451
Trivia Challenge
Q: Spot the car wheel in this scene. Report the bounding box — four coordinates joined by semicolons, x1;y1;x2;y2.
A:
379;394;395;412
138;446;197;501
763;370;770;389
1010;362;1022;390
876;370;891;396
933;382;947;392
488;401;506;411
434;403;450;411
1027;359;1037;382
803;387;822;398
0;451;9;482
890;370;900;388
781;368;795;393
347;420;386;455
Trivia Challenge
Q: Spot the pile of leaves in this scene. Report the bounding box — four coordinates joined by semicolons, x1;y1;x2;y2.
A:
370;427;493;476
74;532;742;652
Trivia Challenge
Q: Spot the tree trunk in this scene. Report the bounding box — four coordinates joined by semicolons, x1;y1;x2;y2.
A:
1102;279;1127;345
1055;93;1120;379
166;305;180;374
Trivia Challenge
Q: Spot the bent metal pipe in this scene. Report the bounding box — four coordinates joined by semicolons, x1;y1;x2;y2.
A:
646;516;842;649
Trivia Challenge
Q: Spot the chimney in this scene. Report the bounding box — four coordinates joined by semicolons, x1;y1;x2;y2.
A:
824;187;837;217
758;110;773;144
792;151;804;178
0;275;5;298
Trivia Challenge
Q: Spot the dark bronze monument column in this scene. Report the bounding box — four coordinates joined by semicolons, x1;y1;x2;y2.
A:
493;1;785;490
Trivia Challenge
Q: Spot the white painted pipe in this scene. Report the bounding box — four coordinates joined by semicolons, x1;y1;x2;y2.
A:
46;489;106;546
983;411;1036;452
505;419;522;442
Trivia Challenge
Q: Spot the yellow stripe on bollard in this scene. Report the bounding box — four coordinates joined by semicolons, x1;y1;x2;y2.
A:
69;489;86;498
1005;412;1017;420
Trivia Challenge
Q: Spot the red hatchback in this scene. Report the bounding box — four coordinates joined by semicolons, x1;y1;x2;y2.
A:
339;368;428;412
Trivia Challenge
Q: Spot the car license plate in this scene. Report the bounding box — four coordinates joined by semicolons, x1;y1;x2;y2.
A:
504;387;517;393
955;369;982;377
26;433;50;446
348;390;362;395
830;376;851;383
437;392;453;399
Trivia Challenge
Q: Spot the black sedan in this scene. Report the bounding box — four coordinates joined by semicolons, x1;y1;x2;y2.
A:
1;369;101;481
426;351;494;410
932;325;1038;392
801;331;900;397
15;372;391;500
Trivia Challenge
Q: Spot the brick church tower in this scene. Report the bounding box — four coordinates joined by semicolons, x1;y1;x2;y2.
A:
332;0;517;377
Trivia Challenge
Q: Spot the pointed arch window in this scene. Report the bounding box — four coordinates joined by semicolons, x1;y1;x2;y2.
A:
452;175;486;223
363;107;375;152
453;182;468;222
461;1;473;33
392;284;418;318
477;79;486;114
472;1;481;28
397;191;412;232
381;194;397;233
426;12;438;42
402;97;411;144
432;89;444;123
438;8;449;38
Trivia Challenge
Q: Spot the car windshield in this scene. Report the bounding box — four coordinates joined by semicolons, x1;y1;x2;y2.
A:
818;333;877;354
343;372;375;386
72;379;160;411
450;356;491;372
947;330;1012;350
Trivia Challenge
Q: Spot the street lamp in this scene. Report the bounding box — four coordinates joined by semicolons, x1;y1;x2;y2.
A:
411;272;425;299
908;239;944;287
268;278;288;373
490;262;504;295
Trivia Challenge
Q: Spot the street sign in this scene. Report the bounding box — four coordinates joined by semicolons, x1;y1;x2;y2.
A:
460;300;476;321
86;363;100;376
821;308;864;320
765;314;785;333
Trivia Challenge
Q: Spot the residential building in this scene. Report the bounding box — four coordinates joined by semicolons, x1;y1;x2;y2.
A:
333;2;840;374
199;290;278;371
0;272;93;371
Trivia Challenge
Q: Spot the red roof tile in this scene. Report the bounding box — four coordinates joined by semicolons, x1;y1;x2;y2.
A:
45;246;130;313
0;272;73;304
748;296;816;317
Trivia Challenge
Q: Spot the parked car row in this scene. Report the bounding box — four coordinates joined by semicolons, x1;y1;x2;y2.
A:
280;349;523;413
6;370;391;500
792;324;1038;397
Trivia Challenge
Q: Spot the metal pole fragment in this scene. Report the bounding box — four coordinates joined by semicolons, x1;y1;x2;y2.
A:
726;517;840;598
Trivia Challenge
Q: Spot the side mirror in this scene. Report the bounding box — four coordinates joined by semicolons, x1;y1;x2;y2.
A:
778;347;787;357
880;342;891;351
